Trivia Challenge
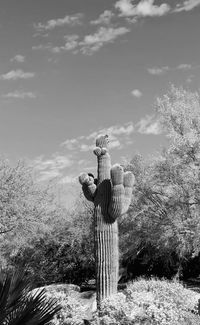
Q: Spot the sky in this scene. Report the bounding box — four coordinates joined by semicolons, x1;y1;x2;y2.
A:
0;0;200;202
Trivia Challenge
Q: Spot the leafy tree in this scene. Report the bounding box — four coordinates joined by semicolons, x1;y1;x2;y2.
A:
155;86;200;259
11;195;95;286
0;158;62;268
120;86;200;279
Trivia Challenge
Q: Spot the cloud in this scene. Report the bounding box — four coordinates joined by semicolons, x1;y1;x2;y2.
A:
86;122;134;140
32;44;51;50
32;154;73;182
34;155;73;171
50;35;79;53
62;138;79;150
59;175;77;184
1;91;36;99
33;26;129;55
176;63;192;70
0;70;35;81
115;0;170;18
80;26;130;55
147;66;169;75
90;10;114;25
32;117;162;183
147;63;193;75
32;123;134;184
131;89;143;98
34;13;83;31
186;75;194;83
173;0;200;12
36;170;61;182
63;35;79;50
10;55;25;63
136;115;162;135
79;144;94;152
62;122;134;152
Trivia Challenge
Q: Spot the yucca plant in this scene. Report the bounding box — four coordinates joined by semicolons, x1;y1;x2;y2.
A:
0;268;61;325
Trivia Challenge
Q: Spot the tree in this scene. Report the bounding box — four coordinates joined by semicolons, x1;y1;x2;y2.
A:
0;158;61;267
120;86;200;279
155;86;200;259
11;194;95;287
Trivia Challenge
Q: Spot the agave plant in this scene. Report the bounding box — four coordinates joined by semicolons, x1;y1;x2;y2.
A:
0;268;61;325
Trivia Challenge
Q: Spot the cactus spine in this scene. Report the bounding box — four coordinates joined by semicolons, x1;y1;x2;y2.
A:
79;135;134;308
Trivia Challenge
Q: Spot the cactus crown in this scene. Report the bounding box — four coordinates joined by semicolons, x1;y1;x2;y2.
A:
79;134;134;221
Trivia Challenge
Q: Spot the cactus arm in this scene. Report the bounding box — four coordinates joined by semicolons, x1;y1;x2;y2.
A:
94;135;111;183
79;172;97;202
108;164;125;220
122;171;135;214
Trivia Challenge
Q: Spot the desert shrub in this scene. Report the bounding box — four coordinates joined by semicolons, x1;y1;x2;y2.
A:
44;291;88;325
12;234;95;287
91;278;200;325
44;277;200;325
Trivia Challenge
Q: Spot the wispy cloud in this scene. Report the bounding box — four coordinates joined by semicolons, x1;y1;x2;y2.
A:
32;44;52;51
33;26;129;55
148;63;194;75
34;13;83;31
174;0;200;12
50;35;79;53
0;70;35;81
34;155;73;171
62;122;134;151
131;89;143;98
147;66;169;75
115;0;170;18
186;75;194;83
79;26;130;55
136;115;162;135
10;55;25;63
32;154;73;182
83;123;135;143
1;91;36;99
176;63;192;70
62;138;79;150
90;10;114;25
32;117;163;184
33;114;164;186
60;175;77;184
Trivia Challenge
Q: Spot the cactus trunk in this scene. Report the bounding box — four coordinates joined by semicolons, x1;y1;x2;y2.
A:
94;201;119;307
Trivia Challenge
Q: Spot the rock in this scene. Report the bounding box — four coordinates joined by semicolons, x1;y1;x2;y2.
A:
32;283;80;296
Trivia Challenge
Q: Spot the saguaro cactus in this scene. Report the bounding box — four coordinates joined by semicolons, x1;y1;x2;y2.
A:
79;135;134;307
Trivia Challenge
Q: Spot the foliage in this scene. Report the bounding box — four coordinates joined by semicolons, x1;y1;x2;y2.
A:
120;86;200;279
45;278;200;325
0;158;62;268
0;268;61;325
0;155;94;285
44;291;86;325
3;85;200;289
91;278;200;325
155;86;200;258
11;195;95;287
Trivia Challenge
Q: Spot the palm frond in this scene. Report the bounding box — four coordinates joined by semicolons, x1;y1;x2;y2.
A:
0;268;61;325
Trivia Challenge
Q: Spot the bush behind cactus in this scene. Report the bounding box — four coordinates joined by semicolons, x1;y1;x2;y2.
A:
48;278;200;325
